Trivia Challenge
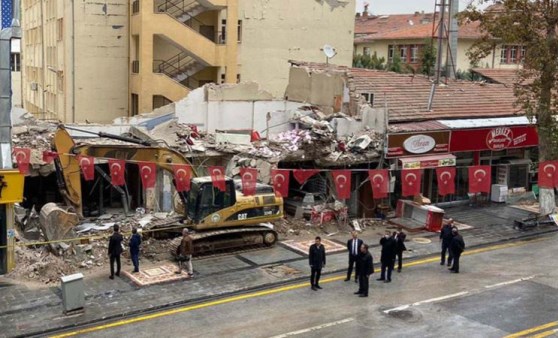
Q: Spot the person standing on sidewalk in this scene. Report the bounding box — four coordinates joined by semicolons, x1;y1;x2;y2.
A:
129;227;142;273
377;230;396;283
449;227;465;273
175;228;194;277
393;229;407;272
108;224;123;279
440;218;454;266
309;236;326;291
355;244;374;297
345;231;363;283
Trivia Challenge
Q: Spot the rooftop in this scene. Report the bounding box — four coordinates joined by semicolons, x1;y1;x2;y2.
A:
354;12;483;43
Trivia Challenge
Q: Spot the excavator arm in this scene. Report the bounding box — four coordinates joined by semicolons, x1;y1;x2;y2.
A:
52;126;195;215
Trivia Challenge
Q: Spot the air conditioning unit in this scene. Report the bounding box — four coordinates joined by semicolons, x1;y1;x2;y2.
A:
30;82;38;91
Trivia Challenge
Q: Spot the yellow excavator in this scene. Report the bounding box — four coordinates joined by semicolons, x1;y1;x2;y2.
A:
51;126;282;254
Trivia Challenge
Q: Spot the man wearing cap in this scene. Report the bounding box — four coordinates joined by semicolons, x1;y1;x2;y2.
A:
449;227;465;273
440;218;455;266
175;228;194;277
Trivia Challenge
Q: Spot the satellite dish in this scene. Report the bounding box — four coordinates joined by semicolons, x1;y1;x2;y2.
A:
322;44;337;58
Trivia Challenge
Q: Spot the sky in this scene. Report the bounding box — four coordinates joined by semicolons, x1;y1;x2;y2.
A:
355;0;478;14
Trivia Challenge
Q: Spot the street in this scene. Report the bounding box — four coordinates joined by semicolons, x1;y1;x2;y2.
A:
54;233;558;338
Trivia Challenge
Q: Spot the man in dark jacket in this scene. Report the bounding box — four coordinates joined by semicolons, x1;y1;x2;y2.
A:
393;229;407;272
449;227;465;273
108;224;123;279
377;230;396;283
308;236;326;291
345;231;363;282
129;227;142;273
355;244;374;297
175;228;194;276
440;218;454;266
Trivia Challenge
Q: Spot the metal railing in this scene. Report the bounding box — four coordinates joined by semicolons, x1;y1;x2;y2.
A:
153;52;197;79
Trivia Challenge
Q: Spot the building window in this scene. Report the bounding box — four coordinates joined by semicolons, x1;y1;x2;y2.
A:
10;53;20;72
220;73;225;84
57;18;63;41
363;47;371;56
500;45;525;64
388;45;423;64
361;93;374;106
220;19;226;44
236;74;241;83
131;94;139;116
237;20;242;43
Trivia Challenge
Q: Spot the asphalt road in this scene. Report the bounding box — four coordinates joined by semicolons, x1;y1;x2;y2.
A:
55;234;558;338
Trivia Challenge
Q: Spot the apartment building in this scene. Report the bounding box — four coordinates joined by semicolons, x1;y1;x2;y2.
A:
20;0;355;122
354;11;524;74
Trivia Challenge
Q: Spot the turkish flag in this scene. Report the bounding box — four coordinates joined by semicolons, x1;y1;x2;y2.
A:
172;164;192;192
108;159;126;186
138;161;156;189
209;166;226;192
401;169;422;197
538;161;558;188
332;170;352;200
78;156;95;181
368;169;389;199
42;151;58;164
293;169;320;185
468;165;491;193
240;167;258;196
271;169;290;197
436;167;456;196
13;147;31;174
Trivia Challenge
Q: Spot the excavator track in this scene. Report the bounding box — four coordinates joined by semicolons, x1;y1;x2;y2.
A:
168;226;278;257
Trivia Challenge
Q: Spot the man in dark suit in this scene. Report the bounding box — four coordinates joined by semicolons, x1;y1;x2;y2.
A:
440;218;455;266
377;230;396;283
345;231;363;282
449;227;465;273
129;227;142;273
308;236;326;291
355;244;374;297
108;224;123;279
393;229;407;272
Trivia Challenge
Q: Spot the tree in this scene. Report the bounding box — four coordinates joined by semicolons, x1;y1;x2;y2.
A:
419;38;437;76
461;1;558;214
352;52;386;70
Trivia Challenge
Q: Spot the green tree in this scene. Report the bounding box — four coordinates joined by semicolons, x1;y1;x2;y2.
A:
352;52;386;70
460;1;558;214
387;51;403;73
419;38;437;76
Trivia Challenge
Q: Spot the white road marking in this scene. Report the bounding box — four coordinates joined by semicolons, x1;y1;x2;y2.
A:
484;275;536;288
384;276;538;314
268;318;355;338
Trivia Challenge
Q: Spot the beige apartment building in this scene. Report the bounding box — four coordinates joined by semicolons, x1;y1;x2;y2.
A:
20;0;355;122
354;11;524;74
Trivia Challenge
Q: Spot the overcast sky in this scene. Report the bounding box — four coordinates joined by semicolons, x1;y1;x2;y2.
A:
355;0;478;14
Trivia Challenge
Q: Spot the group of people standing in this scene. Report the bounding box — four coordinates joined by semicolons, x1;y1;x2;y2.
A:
107;225;142;279
309;220;465;295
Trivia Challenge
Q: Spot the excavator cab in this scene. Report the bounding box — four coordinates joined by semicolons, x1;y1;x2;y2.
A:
187;178;236;223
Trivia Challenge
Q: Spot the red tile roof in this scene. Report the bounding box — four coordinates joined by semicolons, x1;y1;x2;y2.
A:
355;12;483;43
289;61;523;123
471;68;521;85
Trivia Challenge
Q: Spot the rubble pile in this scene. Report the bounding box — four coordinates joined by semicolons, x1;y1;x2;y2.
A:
12;113;58;175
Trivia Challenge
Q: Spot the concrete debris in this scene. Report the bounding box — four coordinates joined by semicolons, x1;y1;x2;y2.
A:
39;203;79;254
75;222;115;233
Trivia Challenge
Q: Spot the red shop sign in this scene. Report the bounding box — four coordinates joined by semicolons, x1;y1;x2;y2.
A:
450;126;538;152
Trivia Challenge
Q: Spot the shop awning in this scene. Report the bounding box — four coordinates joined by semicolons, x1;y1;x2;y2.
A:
400;154;456;169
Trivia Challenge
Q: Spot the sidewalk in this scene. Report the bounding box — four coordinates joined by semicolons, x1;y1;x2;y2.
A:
1;203;556;338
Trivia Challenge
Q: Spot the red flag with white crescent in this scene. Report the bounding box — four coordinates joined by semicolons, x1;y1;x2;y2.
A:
332;170;352;200
240;167;258;196
209;166;226;192
271;169;290;197
401;169;422;197
138;161;156;189
108;159;126;186
436;167;456;196
13;147;31;174
368;169;389;199
172;164;192;192
78;155;95;181
292;169;320;185
468;165;491;193
42;151;58;164
538;161;558;188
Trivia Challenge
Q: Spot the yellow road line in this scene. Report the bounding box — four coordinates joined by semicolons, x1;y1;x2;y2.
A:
531;328;558;338
49;237;546;338
503;321;558;338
